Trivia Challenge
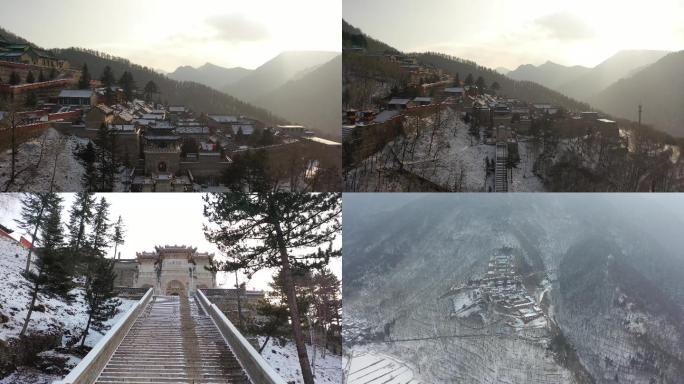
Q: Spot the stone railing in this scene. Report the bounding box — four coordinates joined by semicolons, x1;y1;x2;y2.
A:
196;289;286;384
53;288;154;384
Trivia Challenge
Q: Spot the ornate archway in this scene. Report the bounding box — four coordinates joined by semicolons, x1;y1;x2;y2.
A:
157;161;167;172
165;280;185;296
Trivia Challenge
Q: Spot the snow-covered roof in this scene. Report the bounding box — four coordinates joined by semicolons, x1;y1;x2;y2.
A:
208;115;238;123
373;110;399;123
59;90;94;98
389;98;410;105
306;137;341;146
444;87;465;93
232;124;254;135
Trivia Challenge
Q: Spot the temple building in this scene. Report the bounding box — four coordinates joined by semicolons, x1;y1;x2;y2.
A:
113;245;216;295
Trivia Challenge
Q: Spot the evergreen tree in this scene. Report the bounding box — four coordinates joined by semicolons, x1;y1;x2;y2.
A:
89;197;111;255
118;71;136;101
80;196;119;346
80;255;119;346
78;64;91;89
143;80;158;101
465;73;474;86
38;70;46;83
100;66;116;104
100;66;116;87
49;67;57;80
111;215;125;259
475;76;486;90
25;70;35;84
454;72;460;86
66;192;96;257
251;298;291;353
94;124;118;191
75;142;98;191
20;194;74;336
15;193;61;275
9;71;21;85
491;81;501;92
203;193;341;384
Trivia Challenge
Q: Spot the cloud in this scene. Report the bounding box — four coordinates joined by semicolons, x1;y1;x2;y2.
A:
205;13;270;42
534;11;595;40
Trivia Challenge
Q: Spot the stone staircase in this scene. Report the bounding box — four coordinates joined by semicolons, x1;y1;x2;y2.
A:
495;141;508;192
95;295;251;383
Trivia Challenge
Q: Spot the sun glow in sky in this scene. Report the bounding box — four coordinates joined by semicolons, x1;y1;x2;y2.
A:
343;0;684;69
0;0;341;72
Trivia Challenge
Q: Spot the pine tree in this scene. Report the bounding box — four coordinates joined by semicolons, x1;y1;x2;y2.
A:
454;72;460;86
26;70;35;84
118;71;136;101
111;215;125;259
100;66;115;87
78;64;91;89
66;192;96;258
465;73;474;86
143;80;158;101
80;255;119;346
20;194;74;336
15;193;61;275
94;124;118;191
49;67;57;80
38;70;46;83
203;193;341;384
75;142;98;191
476;76;486;90
80;196;119;346
89;197;111;256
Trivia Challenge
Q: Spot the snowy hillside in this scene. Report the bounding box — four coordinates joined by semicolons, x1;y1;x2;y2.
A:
343;194;684;384
0;236;136;383
259;336;342;384
0;128;86;192
345;107;545;192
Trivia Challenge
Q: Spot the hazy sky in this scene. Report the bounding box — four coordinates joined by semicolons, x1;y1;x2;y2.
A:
0;194;341;292
0;0;341;72
344;0;684;69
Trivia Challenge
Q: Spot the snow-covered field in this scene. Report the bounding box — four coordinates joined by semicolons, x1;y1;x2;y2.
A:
344;348;424;384
259;336;342;384
0;128;86;192
0;236;136;383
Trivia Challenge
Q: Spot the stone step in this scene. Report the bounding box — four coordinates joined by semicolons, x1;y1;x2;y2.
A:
94;295;250;384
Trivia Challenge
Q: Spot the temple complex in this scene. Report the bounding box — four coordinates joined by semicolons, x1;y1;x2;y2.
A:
113;245;216;295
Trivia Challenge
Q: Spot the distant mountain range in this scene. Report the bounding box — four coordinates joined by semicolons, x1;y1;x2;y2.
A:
221;51;340;102
507;50;670;101
342;20;591;113
590;51;684;137
254;55;341;139
168;63;251;90
162;51;342;138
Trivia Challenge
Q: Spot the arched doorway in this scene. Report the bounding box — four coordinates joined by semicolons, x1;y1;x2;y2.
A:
165;280;185;296
158;161;167;172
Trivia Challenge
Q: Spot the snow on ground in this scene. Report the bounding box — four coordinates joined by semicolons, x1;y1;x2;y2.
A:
0;236;137;383
510;139;546;192
0;368;60;384
346;107;546;192
344;346;423;384
0;128;86;192
258;336;342;384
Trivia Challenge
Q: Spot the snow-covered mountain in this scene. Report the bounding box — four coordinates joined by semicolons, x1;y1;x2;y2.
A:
343;194;684;383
